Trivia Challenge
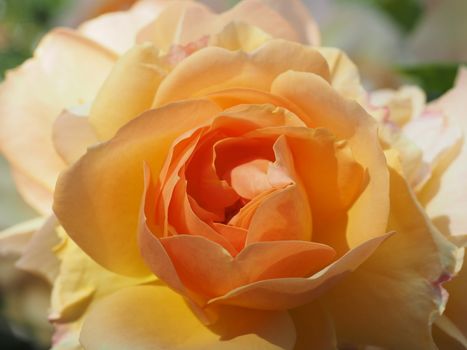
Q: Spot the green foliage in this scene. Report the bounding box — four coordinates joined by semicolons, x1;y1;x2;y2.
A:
0;0;69;78
398;63;463;101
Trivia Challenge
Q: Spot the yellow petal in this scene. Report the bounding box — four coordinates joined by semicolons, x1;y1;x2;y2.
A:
80;285;296;350
210;22;272;52
317;47;365;101
154;39;330;107
54;99;222;277
49;229;155;323
0;29;116;213
322;151;461;349
434;314;467;349
89;43;166;140
17;215;61;283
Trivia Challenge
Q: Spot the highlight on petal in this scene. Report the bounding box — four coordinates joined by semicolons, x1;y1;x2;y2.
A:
54;99;222;277
89;43;167;140
78;0;172;54
80;285;296;350
0;28;116;213
321;151;461;349
0;217;45;256
317;47;365;101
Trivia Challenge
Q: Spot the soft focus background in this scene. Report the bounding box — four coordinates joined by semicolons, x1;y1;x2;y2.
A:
0;0;465;349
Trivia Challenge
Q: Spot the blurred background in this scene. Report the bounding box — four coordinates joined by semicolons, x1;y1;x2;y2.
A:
0;0;465;349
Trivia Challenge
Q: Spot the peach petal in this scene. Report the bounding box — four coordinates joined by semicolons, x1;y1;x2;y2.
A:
80;285;296;350
54;99;222;277
207;88;307;120
154;40;330;107
52;107;98;164
78;0;172;54
168;177;238;255
208;232;393;310
0;29;116;213
160;234;335;301
271;71;389;249
137;0;300;52
245;185;311;244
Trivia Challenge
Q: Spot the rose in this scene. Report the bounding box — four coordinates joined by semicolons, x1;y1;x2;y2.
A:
0;1;462;349
369;69;467;349
0;1;322;348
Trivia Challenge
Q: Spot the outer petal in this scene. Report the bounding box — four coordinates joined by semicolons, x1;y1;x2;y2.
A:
419;68;467;244
80;285;296;350
290;301;337;350
437;251;467;348
78;0;172;54
0;29;116;213
16;215;61;283
137;0;300;52
322;151;461;349
261;0;321;45
54;99;222;276
153;39;330;107
49;230;155;324
89;43;166;139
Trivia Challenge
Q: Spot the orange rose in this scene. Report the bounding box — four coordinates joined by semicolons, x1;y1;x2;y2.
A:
0;1;461;349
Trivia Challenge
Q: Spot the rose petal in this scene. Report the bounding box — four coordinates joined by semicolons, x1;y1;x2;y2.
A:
80;285;296;350
208;232;392;310
89;43;167;139
0;29;116;213
153;39;330;107
419;68;467;244
54;99;222;277
17;215;61;283
271;71;389;249
50;228;155;324
290;301;337;350
52;107;98;164
78;0;172;54
321;151;461;349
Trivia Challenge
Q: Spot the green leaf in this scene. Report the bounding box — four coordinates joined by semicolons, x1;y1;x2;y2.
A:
398;63;463;101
